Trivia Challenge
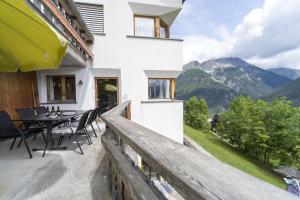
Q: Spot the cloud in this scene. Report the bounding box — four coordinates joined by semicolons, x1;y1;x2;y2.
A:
183;35;231;63
247;47;300;69
183;0;300;69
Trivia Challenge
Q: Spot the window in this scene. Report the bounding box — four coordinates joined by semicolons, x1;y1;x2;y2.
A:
134;16;170;38
148;79;176;99
76;3;104;34
134;16;155;37
47;75;76;102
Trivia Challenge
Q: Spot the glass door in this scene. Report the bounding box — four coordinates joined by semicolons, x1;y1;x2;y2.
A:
95;78;118;110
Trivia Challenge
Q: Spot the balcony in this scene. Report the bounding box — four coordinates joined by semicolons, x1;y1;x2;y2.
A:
126;35;183;70
0;101;297;199
27;0;94;67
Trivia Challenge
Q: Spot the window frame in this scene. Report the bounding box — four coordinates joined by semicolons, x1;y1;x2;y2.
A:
46;75;76;102
148;78;176;100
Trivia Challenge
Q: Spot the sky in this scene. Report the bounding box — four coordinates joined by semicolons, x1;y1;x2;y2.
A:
172;0;300;69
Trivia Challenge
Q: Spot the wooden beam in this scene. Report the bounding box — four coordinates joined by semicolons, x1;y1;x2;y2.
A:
154;16;160;38
170;78;176;99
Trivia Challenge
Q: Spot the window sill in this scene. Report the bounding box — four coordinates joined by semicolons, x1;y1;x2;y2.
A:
141;99;183;104
40;100;77;105
94;33;106;36
127;35;183;42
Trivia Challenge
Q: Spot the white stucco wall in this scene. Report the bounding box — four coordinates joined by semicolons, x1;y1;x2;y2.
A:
37;0;184;143
140;101;184;143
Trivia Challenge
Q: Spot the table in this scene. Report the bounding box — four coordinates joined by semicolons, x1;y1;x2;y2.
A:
19;110;86;153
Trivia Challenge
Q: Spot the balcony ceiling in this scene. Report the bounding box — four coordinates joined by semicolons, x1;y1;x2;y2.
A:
128;1;182;25
61;45;87;68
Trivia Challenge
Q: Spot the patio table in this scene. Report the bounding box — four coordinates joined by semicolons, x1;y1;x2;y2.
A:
16;110;86;152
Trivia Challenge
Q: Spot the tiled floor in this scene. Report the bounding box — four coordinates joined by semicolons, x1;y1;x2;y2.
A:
0;122;111;200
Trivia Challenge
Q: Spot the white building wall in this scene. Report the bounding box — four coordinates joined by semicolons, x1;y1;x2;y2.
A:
37;0;184;143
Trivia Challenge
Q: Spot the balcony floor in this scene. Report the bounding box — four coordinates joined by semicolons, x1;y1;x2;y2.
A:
0;123;111;200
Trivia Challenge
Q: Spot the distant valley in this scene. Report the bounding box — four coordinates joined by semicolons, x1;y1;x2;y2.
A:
176;57;300;114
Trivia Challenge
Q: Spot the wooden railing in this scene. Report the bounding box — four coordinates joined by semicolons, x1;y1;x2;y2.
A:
27;0;93;59
101;101;297;200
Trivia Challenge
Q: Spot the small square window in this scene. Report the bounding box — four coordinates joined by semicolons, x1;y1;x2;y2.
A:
47;75;76;102
148;79;171;99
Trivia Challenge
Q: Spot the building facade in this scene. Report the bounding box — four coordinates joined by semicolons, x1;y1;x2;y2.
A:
35;0;184;143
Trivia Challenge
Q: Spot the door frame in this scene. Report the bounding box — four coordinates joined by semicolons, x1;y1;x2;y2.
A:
95;77;119;108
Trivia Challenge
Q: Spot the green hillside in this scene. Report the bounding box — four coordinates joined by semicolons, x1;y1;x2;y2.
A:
264;77;300;106
185;125;285;189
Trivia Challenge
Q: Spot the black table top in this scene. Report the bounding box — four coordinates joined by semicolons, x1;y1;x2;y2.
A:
15;110;87;122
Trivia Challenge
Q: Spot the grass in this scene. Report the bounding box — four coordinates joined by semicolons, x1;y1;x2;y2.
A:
184;125;286;189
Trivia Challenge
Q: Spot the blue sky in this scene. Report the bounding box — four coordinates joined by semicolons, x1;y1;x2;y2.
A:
171;0;300;69
172;0;263;39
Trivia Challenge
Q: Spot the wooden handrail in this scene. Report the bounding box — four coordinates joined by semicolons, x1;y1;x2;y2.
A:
43;0;94;58
101;101;297;200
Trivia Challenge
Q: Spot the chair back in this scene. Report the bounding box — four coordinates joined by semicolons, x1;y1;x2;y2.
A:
86;109;97;125
97;103;109;117
15;108;35;129
76;111;91;133
35;106;47;115
0;111;17;134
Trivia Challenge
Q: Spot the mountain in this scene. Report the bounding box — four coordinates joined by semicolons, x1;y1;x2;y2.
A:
268;68;300;80
176;68;238;114
264;77;300;106
177;57;292;113
184;57;290;98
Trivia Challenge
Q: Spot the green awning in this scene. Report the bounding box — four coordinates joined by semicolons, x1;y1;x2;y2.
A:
0;0;67;72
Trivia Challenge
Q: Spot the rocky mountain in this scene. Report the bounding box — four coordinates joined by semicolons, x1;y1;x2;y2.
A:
176;68;238;114
268;68;300;80
264;77;300;106
183;57;290;98
177;57;292;113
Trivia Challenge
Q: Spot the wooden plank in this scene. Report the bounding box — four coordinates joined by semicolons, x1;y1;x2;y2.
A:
0;72;39;119
101;136;159;200
101;101;298;200
154;16;160;38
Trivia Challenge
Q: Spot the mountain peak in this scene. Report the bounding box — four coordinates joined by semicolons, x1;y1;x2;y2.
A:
183;60;200;70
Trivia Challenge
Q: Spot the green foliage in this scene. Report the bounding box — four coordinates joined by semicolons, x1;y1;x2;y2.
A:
217;97;300;167
184;96;210;130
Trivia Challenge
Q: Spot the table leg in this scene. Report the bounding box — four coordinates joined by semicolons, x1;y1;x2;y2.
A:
32;121;68;153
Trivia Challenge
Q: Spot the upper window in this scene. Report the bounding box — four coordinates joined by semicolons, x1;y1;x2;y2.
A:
47;75;76;102
148;79;171;99
76;3;104;34
134;16;170;38
134;16;155;37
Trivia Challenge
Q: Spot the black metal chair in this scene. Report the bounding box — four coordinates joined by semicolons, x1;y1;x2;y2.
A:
50;111;91;156
86;109;99;138
0;111;46;159
15;108;38;129
34;106;47;115
94;104;109;132
15;108;46;147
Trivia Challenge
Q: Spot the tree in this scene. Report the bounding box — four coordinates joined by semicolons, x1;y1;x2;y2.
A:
184;97;210;130
217;96;300;167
